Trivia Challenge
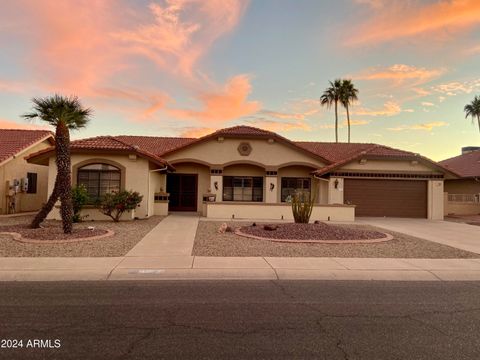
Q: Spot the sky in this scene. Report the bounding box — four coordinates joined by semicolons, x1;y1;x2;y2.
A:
0;0;479;161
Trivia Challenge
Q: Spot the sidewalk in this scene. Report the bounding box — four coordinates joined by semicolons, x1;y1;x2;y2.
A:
2;256;480;281
1;214;480;281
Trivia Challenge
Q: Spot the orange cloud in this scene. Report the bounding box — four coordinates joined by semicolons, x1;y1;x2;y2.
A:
179;127;217;138
432;79;480;96
355;64;445;85
114;0;248;76
342;119;371;126
388;121;448;132
168;75;261;123
246;120;311;132
0;118;48;130
352;101;402;117
347;0;480;46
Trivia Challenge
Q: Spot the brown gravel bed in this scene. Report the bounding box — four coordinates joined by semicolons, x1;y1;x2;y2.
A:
193;221;480;258
0;215;164;257
0;224;108;241
239;222;387;241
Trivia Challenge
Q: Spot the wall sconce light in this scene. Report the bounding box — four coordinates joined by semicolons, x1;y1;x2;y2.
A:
334;179;339;189
270;183;275;191
214;181;218;190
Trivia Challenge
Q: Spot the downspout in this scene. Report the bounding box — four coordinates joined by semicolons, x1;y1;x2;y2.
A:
146;165;168;217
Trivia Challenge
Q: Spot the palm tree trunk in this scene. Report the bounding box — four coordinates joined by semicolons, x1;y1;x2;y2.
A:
334;100;338;143
346;105;351;143
478;115;480;133
55;122;73;234
30;178;60;228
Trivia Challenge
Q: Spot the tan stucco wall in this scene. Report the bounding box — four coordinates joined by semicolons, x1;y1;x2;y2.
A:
171;162;210;212
204;203;355;221
339;159;436;172
0;140;51;214
444;179;480;195
427;180;444;220
47;153;152;220
164;138;325;168
328;177;344;204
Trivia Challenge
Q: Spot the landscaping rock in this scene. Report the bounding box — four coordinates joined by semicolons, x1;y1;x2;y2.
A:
263;225;278;231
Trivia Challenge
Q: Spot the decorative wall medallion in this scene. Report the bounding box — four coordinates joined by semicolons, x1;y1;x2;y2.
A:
237;142;252;156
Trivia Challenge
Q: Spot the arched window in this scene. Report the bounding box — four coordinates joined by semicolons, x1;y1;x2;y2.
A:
77;163;121;202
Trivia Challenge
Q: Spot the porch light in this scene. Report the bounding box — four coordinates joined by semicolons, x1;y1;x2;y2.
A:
214;181;218;190
270;183;275;191
334;179;339;189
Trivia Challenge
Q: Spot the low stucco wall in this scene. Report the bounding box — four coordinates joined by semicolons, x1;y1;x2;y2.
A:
203;202;355;221
153;201;168;216
444;201;480;216
48;205;136;221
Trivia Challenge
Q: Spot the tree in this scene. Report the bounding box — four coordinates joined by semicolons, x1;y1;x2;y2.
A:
340;79;359;143
464;95;480;133
320;79;343;143
23;95;92;233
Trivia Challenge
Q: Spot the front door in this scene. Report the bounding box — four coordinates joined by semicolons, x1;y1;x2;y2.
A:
167;174;198;211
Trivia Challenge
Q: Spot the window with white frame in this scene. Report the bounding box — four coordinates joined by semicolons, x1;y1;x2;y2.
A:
223;176;263;202
77;163;121;203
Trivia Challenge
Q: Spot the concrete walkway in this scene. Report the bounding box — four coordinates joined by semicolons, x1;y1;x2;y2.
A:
126;213;199;257
1;216;480;281
357;218;480;254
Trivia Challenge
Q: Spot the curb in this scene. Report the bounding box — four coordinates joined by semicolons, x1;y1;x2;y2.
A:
0;229;115;244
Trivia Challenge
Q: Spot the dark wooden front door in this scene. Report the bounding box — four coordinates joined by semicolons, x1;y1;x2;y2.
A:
344;179;428;218
167;174;198;211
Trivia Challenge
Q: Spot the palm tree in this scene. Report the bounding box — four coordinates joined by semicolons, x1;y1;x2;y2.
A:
464;95;480;133
23;95;92;233
340;79;359;143
320;79;342;142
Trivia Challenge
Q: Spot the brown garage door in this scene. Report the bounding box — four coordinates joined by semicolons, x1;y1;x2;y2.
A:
344;179;427;218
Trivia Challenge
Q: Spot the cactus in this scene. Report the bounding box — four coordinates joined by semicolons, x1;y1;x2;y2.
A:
291;191;315;223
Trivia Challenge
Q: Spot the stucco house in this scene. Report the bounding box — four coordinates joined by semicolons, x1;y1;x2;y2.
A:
0;129;54;214
440;147;480;215
26;125;456;221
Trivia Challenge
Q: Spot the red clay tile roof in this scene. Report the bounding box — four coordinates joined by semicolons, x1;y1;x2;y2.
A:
439;150;480;178
212;125;277;137
0;129;53;164
115;135;196;157
294;142;375;163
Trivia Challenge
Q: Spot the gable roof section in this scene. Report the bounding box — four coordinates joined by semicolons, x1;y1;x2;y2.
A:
158;126;333;164
439;150;480;178
0;129;53;165
26;136;173;169
115;135;196;157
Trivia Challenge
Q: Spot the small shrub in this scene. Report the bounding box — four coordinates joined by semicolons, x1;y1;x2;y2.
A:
291;191;315;224
71;184;89;223
98;190;143;222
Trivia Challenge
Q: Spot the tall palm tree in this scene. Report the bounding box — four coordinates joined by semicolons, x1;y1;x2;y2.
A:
340;79;359;143
23;95;92;233
320;79;342;142
464;95;480;133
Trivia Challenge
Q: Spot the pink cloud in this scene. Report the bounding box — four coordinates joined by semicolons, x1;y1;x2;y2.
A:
168;75;261;123
388;121;448;132
179;127;217;138
0;118;48;130
347;0;480;46
352;101;402;117
354;64;445;85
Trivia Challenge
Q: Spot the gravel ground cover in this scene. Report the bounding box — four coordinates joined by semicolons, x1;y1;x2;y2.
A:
239;222;386;241
445;215;480;226
193;221;480;258
0;223;107;241
0;215;164;257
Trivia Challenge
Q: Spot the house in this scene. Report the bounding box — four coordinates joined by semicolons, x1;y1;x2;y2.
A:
26;125;456;221
440;147;480;215
0;129;54;215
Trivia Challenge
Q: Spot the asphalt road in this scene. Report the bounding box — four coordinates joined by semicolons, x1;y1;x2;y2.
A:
0;281;480;360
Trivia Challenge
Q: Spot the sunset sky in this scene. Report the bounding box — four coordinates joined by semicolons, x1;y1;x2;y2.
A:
0;0;479;160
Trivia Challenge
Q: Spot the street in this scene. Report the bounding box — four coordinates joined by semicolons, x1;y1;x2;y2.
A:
0;281;479;359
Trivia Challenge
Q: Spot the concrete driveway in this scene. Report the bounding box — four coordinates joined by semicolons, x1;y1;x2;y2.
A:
357;217;480;254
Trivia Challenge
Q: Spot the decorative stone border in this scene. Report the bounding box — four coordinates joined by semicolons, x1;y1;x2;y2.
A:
0;229;115;244
234;228;393;244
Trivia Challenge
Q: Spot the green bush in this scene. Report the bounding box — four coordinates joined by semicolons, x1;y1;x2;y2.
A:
71;184;89;223
98;190;143;222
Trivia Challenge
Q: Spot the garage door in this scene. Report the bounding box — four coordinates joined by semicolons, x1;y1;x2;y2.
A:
344;179;427;218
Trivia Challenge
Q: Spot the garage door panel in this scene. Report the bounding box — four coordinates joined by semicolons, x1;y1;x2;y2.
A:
344;179;427;218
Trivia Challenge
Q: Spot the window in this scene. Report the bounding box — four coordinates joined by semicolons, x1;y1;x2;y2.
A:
77;163;121;203
281;177;311;202
26;172;37;194
223;176;263;202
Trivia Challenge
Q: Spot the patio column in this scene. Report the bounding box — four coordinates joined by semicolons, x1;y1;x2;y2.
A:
265;170;278;203
328;177;344;204
210;168;223;202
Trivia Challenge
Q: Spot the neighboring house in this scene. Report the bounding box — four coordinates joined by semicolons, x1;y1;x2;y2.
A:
27;126;456;221
440;147;480;215
0;129;54;215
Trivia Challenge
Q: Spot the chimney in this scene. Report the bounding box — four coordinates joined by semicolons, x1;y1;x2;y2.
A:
462;146;480;154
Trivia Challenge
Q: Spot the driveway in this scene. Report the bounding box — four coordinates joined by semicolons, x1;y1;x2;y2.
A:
357;218;480;254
